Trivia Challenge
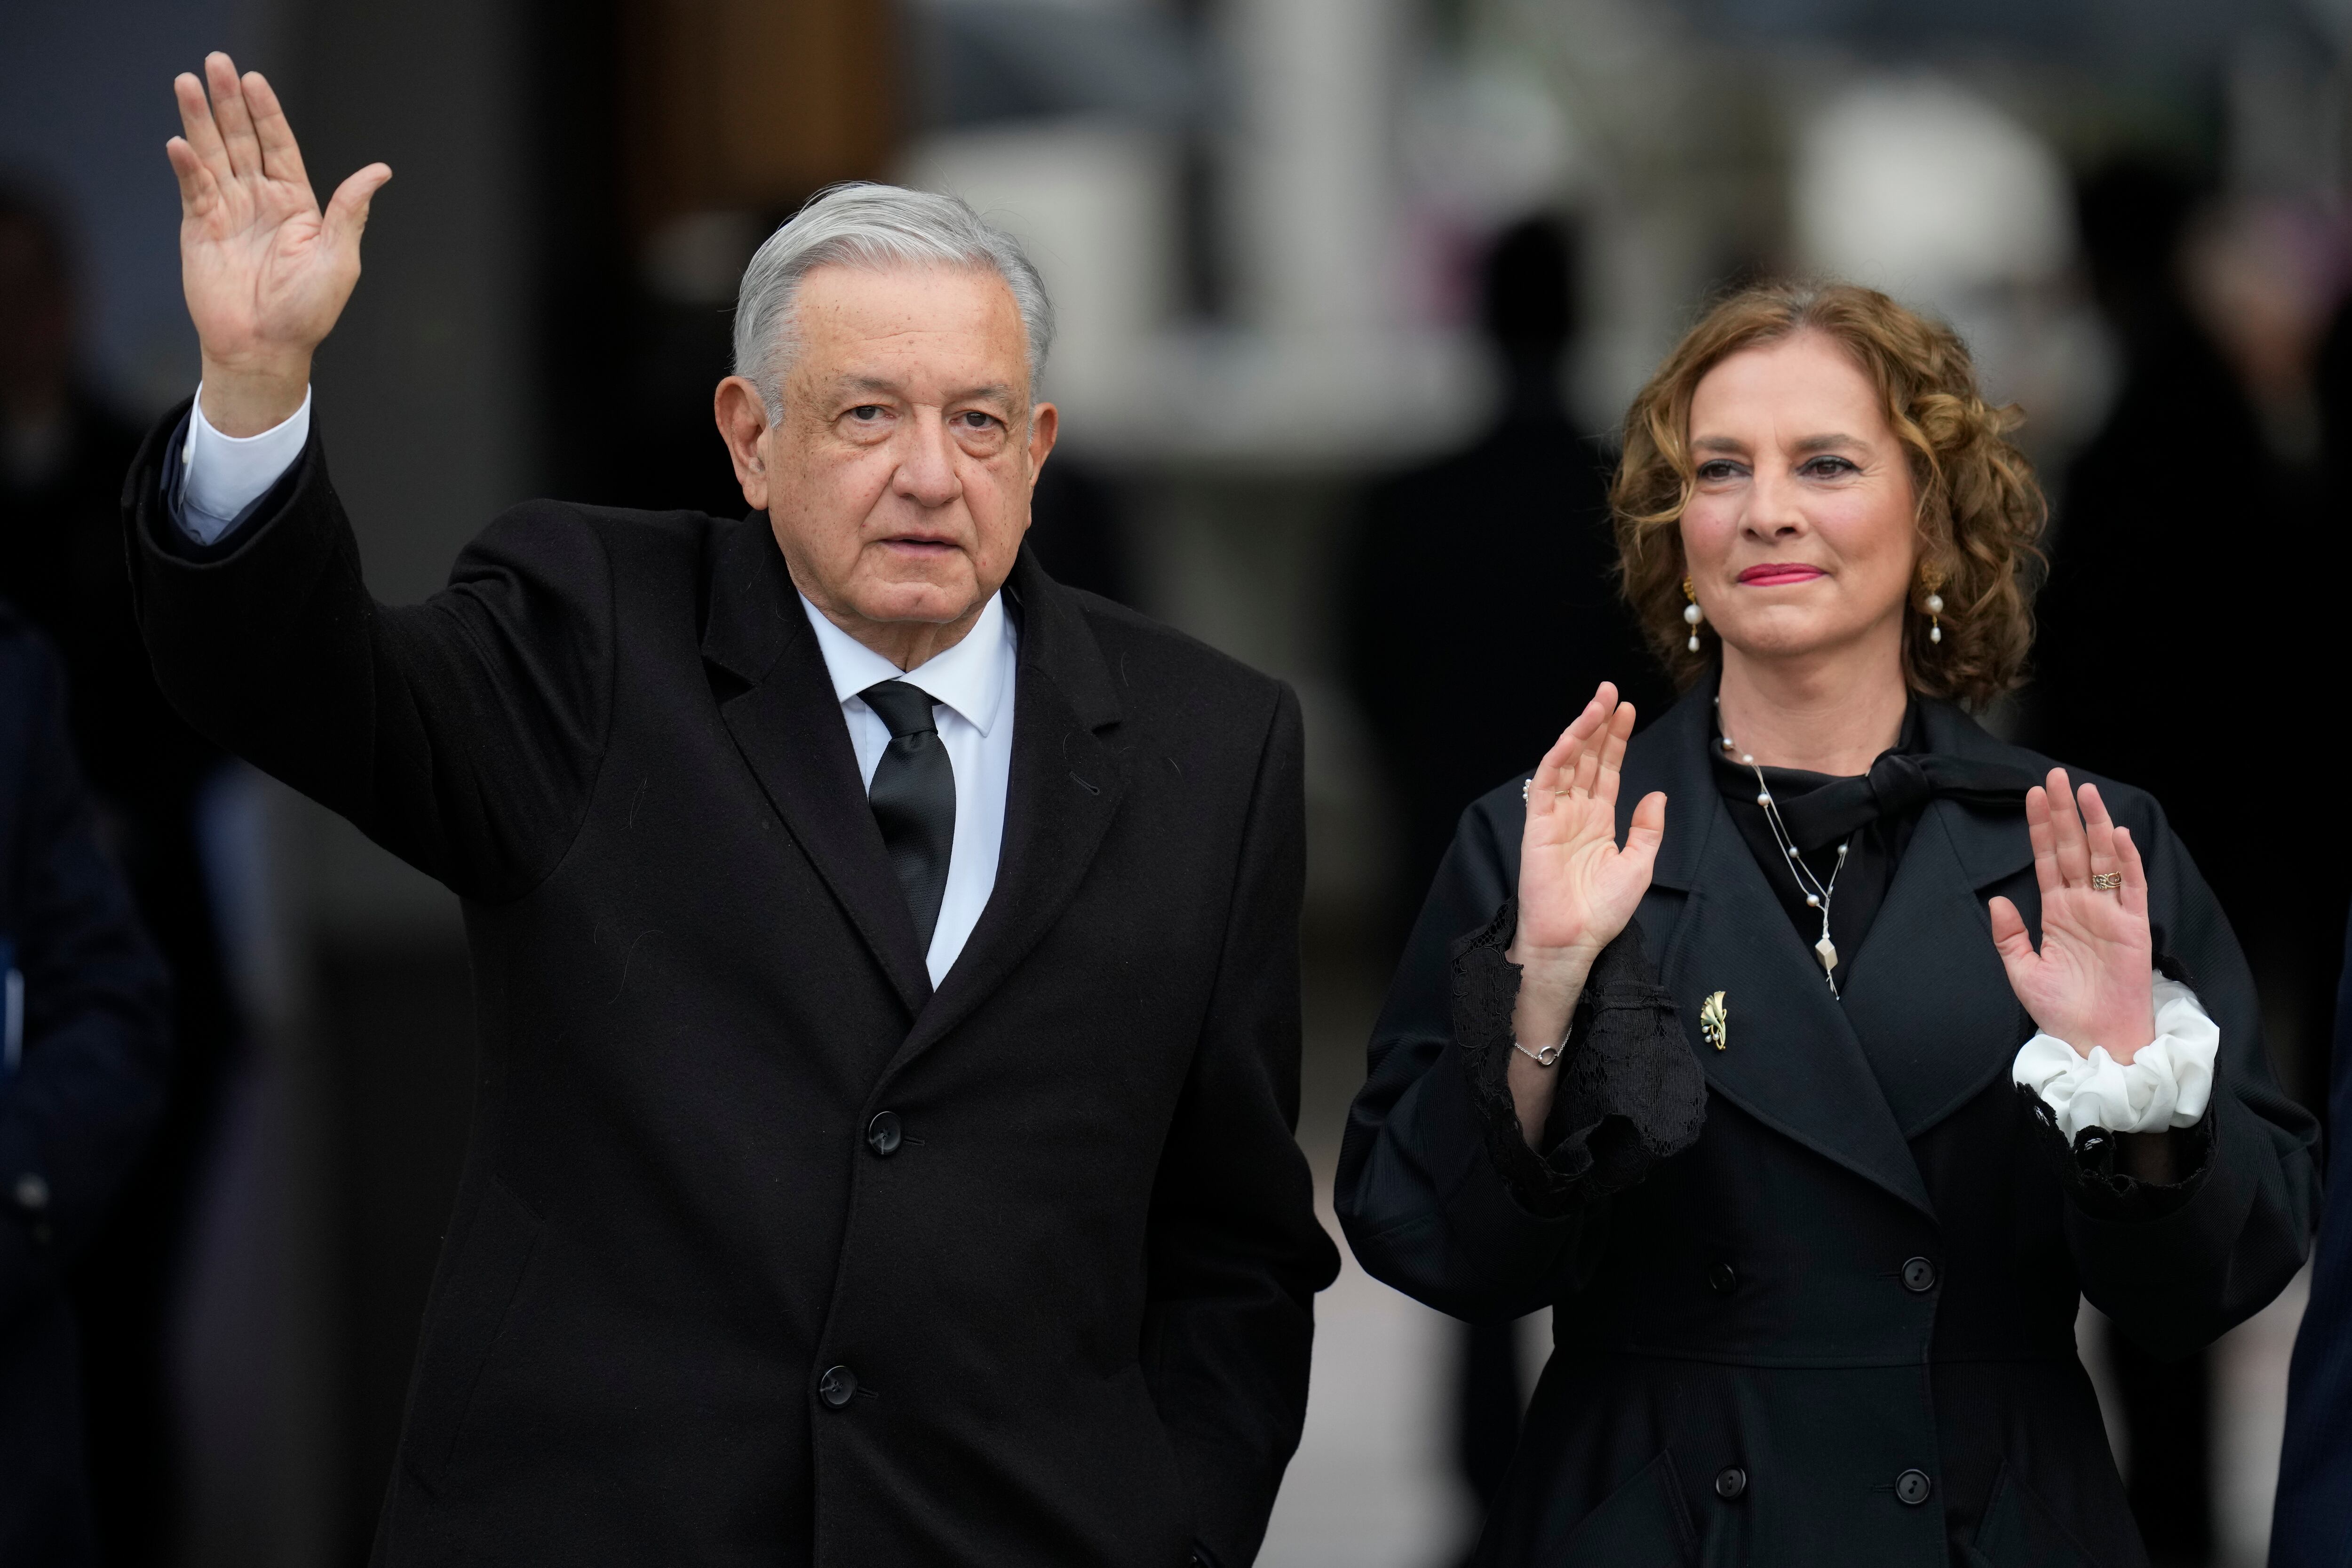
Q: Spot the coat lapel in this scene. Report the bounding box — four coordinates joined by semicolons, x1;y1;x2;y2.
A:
1621;681;1935;1219
700;515;932;1015
1836;702;2039;1137
886;549;1128;1070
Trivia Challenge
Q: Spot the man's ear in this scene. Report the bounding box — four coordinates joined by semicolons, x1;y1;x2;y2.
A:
1026;400;1059;491
714;376;774;510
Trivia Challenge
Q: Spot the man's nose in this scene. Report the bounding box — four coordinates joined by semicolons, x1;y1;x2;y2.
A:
893;412;963;508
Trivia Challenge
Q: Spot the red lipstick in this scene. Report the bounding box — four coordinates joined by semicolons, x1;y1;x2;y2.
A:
1737;563;1825;586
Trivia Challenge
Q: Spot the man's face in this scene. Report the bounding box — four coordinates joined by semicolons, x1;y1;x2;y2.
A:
747;263;1054;637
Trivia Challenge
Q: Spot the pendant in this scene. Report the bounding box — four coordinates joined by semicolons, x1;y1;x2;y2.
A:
1814;934;1838;973
1700;990;1729;1051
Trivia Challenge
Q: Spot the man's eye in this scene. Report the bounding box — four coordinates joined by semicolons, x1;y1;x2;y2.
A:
848;406;886;422
957;412;1000;431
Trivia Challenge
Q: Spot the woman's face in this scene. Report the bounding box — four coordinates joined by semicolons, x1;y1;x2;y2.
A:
1680;331;1919;673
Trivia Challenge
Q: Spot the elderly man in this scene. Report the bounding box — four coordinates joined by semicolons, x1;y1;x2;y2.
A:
129;54;1336;1567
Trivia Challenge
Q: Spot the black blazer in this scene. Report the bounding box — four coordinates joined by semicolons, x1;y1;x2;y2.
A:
0;606;172;1563
1338;678;2317;1566
121;409;1338;1568
2272;908;2352;1568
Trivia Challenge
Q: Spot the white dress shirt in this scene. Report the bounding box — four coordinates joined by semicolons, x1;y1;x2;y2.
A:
174;385;1018;987
179;385;312;544
796;591;1016;987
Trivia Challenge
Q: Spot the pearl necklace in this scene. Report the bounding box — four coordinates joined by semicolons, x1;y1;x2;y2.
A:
1715;699;1852;998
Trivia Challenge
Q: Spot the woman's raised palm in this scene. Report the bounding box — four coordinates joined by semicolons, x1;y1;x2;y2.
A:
1517;684;1667;961
1988;771;2157;1061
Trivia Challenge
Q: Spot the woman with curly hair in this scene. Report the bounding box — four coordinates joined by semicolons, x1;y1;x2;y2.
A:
1337;282;2317;1565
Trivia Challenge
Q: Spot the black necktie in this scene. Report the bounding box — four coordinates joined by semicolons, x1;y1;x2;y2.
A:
860;680;957;951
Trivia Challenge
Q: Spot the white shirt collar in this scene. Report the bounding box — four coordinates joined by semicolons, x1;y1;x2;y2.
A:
796;589;1015;737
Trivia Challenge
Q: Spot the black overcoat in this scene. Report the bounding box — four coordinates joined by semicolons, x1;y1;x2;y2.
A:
1337;678;2317;1566
120;409;1339;1568
2271;909;2352;1565
0;605;172;1562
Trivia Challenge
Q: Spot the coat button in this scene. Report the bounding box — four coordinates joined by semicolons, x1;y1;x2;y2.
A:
866;1111;902;1157
817;1365;858;1409
1713;1466;1747;1500
1708;1261;1738;1295
1895;1468;1932;1505
1901;1257;1937;1293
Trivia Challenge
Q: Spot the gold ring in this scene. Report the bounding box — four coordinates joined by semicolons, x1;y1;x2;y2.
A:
2090;871;2123;891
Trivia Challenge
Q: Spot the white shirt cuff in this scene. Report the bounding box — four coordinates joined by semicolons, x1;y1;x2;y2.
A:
2010;971;2217;1139
179;384;312;545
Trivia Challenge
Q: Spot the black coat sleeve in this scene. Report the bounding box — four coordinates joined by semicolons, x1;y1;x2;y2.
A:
1140;683;1340;1568
2032;791;2320;1361
1335;788;1704;1323
121;407;614;903
2272;908;2352;1566
0;630;173;1318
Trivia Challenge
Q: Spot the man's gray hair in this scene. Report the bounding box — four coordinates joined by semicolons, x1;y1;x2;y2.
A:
732;183;1055;415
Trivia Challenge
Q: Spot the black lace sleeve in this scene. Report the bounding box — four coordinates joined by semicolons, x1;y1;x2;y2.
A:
2018;1084;2216;1223
1451;899;1707;1217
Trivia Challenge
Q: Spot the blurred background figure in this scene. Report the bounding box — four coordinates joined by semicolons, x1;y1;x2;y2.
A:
2273;909;2352;1567
2036;153;2352;1565
1346;213;1663;951
8;0;2352;1563
1341;212;1659;1561
0;181;242;1568
2034;159;2262;1567
0;605;174;1563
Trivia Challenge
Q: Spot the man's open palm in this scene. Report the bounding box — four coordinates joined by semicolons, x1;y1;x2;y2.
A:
167;53;387;429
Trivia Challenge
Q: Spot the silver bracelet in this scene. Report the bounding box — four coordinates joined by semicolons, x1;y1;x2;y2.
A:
1513;1032;1567;1068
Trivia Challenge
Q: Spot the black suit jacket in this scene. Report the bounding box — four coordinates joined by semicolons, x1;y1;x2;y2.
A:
0;605;173;1563
2273;908;2352;1568
121;408;1337;1567
1338;678;2316;1565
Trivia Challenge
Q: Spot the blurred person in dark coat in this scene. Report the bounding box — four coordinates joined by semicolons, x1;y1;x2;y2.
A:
0;180;240;1566
0;606;174;1562
2265;278;2352;1568
1346;215;1663;934
1342;214;1664;1541
2272;909;2352;1566
125;57;1335;1565
2034;159;2321;1567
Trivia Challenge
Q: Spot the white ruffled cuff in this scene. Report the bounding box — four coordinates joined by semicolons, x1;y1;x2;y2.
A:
2010;971;2216;1139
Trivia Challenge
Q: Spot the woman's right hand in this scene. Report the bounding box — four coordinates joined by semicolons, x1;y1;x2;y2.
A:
1505;682;1667;1146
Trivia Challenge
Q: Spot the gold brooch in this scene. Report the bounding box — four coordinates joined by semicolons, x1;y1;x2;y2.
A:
1700;991;1729;1051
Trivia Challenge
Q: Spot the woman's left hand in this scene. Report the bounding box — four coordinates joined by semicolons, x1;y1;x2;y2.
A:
1988;769;2157;1063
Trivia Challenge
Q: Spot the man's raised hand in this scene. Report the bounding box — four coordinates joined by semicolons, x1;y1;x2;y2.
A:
167;53;389;435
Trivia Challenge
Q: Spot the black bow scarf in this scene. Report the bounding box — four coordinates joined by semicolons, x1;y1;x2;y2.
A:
1710;706;2040;991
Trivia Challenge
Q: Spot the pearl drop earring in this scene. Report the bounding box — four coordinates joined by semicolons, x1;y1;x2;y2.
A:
1682;576;1703;653
1921;565;1945;645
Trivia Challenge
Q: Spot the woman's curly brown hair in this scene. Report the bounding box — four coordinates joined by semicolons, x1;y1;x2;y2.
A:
1611;280;2047;710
